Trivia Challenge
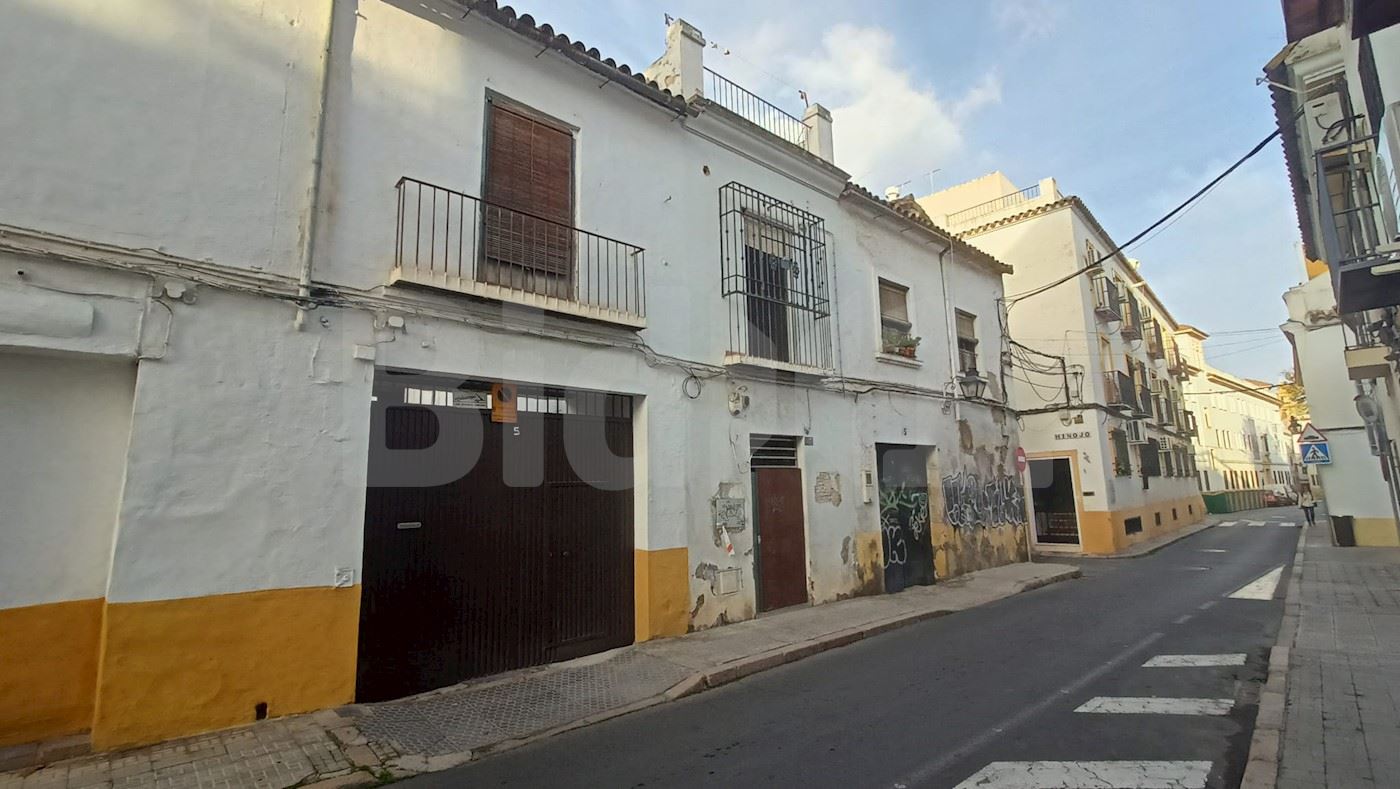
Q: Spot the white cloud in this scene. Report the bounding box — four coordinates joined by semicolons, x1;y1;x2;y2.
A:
991;0;1063;43
714;21;1000;190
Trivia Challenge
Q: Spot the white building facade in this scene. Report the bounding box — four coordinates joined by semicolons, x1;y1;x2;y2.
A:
1268;0;1400;545
914;173;1205;556
1175;328;1298;496
0;0;1029;751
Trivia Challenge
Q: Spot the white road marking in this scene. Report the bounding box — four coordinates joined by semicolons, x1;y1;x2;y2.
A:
1246;520;1266;526
1075;697;1235;715
892;632;1166;787
1143;653;1247;667
952;760;1212;788
1229;566;1284;600
1176;566;1211;571
1278;521;1295;527
1198;548;1228;553
1198;600;1218;611
1172;614;1194;625
1217;520;1238;527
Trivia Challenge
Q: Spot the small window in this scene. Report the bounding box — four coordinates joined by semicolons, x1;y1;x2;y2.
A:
1125;516;1143;535
879;279;916;357
1110;429;1133;477
956;310;979;372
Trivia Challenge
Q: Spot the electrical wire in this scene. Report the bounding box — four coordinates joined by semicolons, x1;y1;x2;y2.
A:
1004;126;1283;305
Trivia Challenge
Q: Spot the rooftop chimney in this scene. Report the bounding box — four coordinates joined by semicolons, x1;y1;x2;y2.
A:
642;19;705;100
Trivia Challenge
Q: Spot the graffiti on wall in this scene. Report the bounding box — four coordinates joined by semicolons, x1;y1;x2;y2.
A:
879;486;930;568
942;472;1027;529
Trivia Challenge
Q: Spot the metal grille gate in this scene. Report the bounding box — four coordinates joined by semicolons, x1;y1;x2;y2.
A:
357;372;635;703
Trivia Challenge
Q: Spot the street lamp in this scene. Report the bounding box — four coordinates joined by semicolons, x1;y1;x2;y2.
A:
957;369;988;400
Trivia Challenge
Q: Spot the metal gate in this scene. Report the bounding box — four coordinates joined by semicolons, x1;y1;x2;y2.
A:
876;444;935;593
356;373;635;703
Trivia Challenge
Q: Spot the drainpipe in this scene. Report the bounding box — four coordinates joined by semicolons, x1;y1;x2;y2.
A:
294;0;340;330
937;245;959;421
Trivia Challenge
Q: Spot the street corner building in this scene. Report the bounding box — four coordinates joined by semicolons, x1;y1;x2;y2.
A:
1269;0;1400;547
0;1;1033;753
915;173;1207;556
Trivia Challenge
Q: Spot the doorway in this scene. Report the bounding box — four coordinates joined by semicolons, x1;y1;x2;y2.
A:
1029;457;1079;545
876;444;935;593
357;372;635;702
750;435;807;612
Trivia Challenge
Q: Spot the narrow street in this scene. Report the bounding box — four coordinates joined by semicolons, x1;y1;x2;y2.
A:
407;510;1299;788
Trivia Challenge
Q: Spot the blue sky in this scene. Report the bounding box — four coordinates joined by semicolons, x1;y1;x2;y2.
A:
518;0;1301;381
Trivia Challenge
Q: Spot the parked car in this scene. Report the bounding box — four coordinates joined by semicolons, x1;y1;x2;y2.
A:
1264;489;1297;507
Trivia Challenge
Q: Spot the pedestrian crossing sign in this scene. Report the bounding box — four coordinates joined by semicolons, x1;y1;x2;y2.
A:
1300;441;1331;465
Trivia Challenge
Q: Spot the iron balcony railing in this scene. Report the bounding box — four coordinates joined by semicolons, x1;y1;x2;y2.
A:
946;184;1042;227
392;177;646;324
1146;320;1165;359
1093;276;1121;321
703;68;809;148
1135;385;1153;417
1314;133;1400;313
1105;371;1135;411
1166;345;1186;377
1183;410;1199;437
718;182;833;371
1120;293;1143;341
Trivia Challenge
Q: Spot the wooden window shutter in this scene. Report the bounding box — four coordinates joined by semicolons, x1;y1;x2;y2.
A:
878;280;909;328
484;103;574;277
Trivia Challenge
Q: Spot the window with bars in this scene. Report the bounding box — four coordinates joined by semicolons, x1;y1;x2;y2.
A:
878;279;916;357
956;310;979;372
719;183;832;370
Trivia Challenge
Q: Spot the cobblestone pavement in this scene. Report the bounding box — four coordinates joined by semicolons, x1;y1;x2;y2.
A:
349;651;692;758
1278;524;1400;788
0;562;1078;789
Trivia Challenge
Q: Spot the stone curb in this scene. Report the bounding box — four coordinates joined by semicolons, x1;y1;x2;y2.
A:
383;566;1083;780
1240;525;1307;789
1058;518;1221;561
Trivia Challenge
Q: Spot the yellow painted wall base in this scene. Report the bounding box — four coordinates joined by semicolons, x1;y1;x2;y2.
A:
1078;494;1207;556
634;547;689;642
1351;517;1400;547
90;586;360;750
0;598;103;747
932;522;1029;580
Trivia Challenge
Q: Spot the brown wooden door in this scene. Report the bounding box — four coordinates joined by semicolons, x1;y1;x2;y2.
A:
755;467;807;612
357;378;633;703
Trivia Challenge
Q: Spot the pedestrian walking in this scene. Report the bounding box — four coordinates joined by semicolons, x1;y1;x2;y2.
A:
1299;488;1317;526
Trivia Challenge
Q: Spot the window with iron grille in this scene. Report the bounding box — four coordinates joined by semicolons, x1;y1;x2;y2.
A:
878;279;916;356
956;310;979;372
719;183;832;369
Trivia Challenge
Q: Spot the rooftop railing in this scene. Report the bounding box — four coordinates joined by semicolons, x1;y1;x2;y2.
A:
703;68;809;148
945;184;1042;227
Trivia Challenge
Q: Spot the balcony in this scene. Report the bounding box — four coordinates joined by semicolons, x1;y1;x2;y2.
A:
1166;345;1187;379
390;178;646;328
1135;385;1153;418
703;68;809;149
1092;276;1121;321
1105;371;1136;411
1314;134;1400;314
1183;410;1199;437
1120;293;1142;341
1344;318;1393;379
1145;319;1165;359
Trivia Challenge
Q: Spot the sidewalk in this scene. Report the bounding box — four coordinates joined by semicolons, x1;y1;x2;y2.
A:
0;561;1078;789
1274;521;1400;788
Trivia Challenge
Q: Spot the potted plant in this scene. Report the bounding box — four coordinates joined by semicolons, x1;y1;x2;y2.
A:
882;330;921;358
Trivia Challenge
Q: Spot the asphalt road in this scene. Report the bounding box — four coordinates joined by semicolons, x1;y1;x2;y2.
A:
405;509;1299;788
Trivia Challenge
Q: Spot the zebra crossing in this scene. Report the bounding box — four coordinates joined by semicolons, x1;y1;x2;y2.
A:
952;648;1260;787
1215;517;1295;527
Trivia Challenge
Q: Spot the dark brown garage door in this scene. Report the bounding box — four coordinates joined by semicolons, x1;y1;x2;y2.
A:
356;374;635;703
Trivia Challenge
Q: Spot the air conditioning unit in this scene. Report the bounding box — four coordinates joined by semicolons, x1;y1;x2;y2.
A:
1125;419;1148;445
